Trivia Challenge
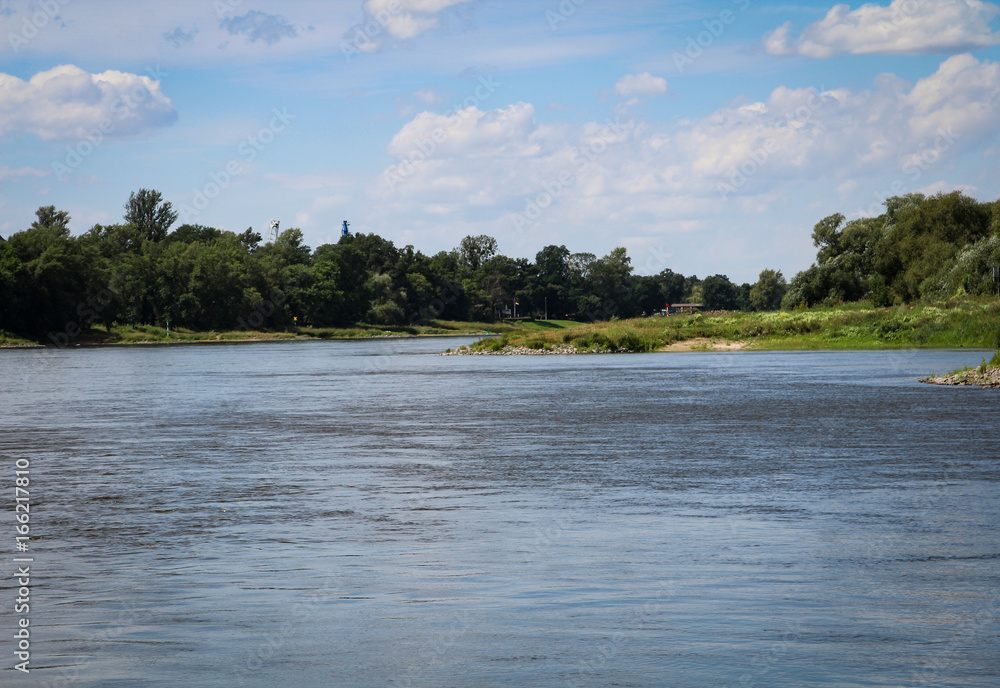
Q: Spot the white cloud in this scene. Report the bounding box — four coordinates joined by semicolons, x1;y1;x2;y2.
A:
0;65;177;141
386;102;544;161
0;165;48;181
370;54;1000;245
764;0;1000;57
918;180;979;195
615;72;668;97
363;0;470;40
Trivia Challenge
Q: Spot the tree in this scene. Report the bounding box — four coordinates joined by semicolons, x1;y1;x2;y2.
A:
167;224;222;245
701;274;739;311
458;235;498;271
124;189;178;242
585;247;634;319
749;269;787;311
535;245;572;318
31;205;71;233
656;269;687;305
812;213;844;264
238;228;262;253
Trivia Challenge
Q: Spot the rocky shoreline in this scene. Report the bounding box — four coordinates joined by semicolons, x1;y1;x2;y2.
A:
443;344;628;355
920;367;1000;388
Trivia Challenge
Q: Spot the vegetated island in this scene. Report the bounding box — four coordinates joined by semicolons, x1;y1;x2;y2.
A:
443;298;1000;356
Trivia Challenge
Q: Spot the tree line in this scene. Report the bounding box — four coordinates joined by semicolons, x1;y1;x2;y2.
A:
1;188;996;339
784;191;1000;308
0;189;789;337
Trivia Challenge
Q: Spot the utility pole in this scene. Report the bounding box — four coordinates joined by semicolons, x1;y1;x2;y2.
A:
545;296;548;320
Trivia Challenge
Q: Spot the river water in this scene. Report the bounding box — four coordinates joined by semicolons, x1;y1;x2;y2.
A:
1;340;998;687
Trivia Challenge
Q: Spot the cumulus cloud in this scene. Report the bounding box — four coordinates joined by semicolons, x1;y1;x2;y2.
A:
0;65;177;141
614;72;668;97
374;55;1000;228
764;0;1000;57
386;102;543;160
363;0;470;40
221;10;298;45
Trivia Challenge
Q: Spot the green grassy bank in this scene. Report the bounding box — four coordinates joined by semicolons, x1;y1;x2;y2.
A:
465;297;1000;354
0;319;522;348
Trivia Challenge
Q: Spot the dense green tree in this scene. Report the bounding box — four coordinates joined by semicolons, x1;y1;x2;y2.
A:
458;235;498;272
749;269;787;311
124;189;178;242
656;269;687;305
701;274;739;311
167;224;222;245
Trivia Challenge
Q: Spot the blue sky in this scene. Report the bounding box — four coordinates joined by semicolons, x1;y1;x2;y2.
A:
1;0;999;282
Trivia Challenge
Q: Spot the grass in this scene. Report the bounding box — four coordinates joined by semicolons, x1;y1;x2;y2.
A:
11;300;1000;351
466;297;1000;354
5;319;513;347
0;330;38;347
942;348;1000;378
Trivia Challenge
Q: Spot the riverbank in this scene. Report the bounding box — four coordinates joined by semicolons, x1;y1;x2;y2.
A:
0;320;512;348
461;297;1000;354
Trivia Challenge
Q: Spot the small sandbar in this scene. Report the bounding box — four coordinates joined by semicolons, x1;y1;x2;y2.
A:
658;338;746;352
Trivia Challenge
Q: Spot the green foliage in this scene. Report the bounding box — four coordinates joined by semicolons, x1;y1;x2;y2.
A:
702;274;739;310
749;269;787;311
8;188;998;344
124;189;178;242
788;191;997;308
481;298;1000;353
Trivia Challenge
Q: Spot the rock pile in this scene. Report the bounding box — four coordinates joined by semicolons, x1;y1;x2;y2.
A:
443;344;580;355
920;366;1000;388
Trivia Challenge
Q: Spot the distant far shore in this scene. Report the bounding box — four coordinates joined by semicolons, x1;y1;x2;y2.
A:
0;321;507;349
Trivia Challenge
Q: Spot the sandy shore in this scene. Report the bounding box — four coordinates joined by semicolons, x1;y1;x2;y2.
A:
658;338;746;352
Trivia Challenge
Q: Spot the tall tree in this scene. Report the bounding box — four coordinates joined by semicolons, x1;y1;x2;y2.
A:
31;205;71;233
749;269;787;311
702;274;739;311
458;235;498;272
124;189;178;242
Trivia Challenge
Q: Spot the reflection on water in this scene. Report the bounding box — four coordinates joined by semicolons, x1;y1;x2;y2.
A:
1;341;998;687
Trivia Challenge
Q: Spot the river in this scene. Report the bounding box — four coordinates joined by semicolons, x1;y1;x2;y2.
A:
1;340;997;687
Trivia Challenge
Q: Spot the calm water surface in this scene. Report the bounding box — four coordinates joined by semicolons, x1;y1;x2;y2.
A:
1;340;998;687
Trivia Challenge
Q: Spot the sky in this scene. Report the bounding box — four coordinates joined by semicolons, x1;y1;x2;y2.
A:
1;0;999;283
